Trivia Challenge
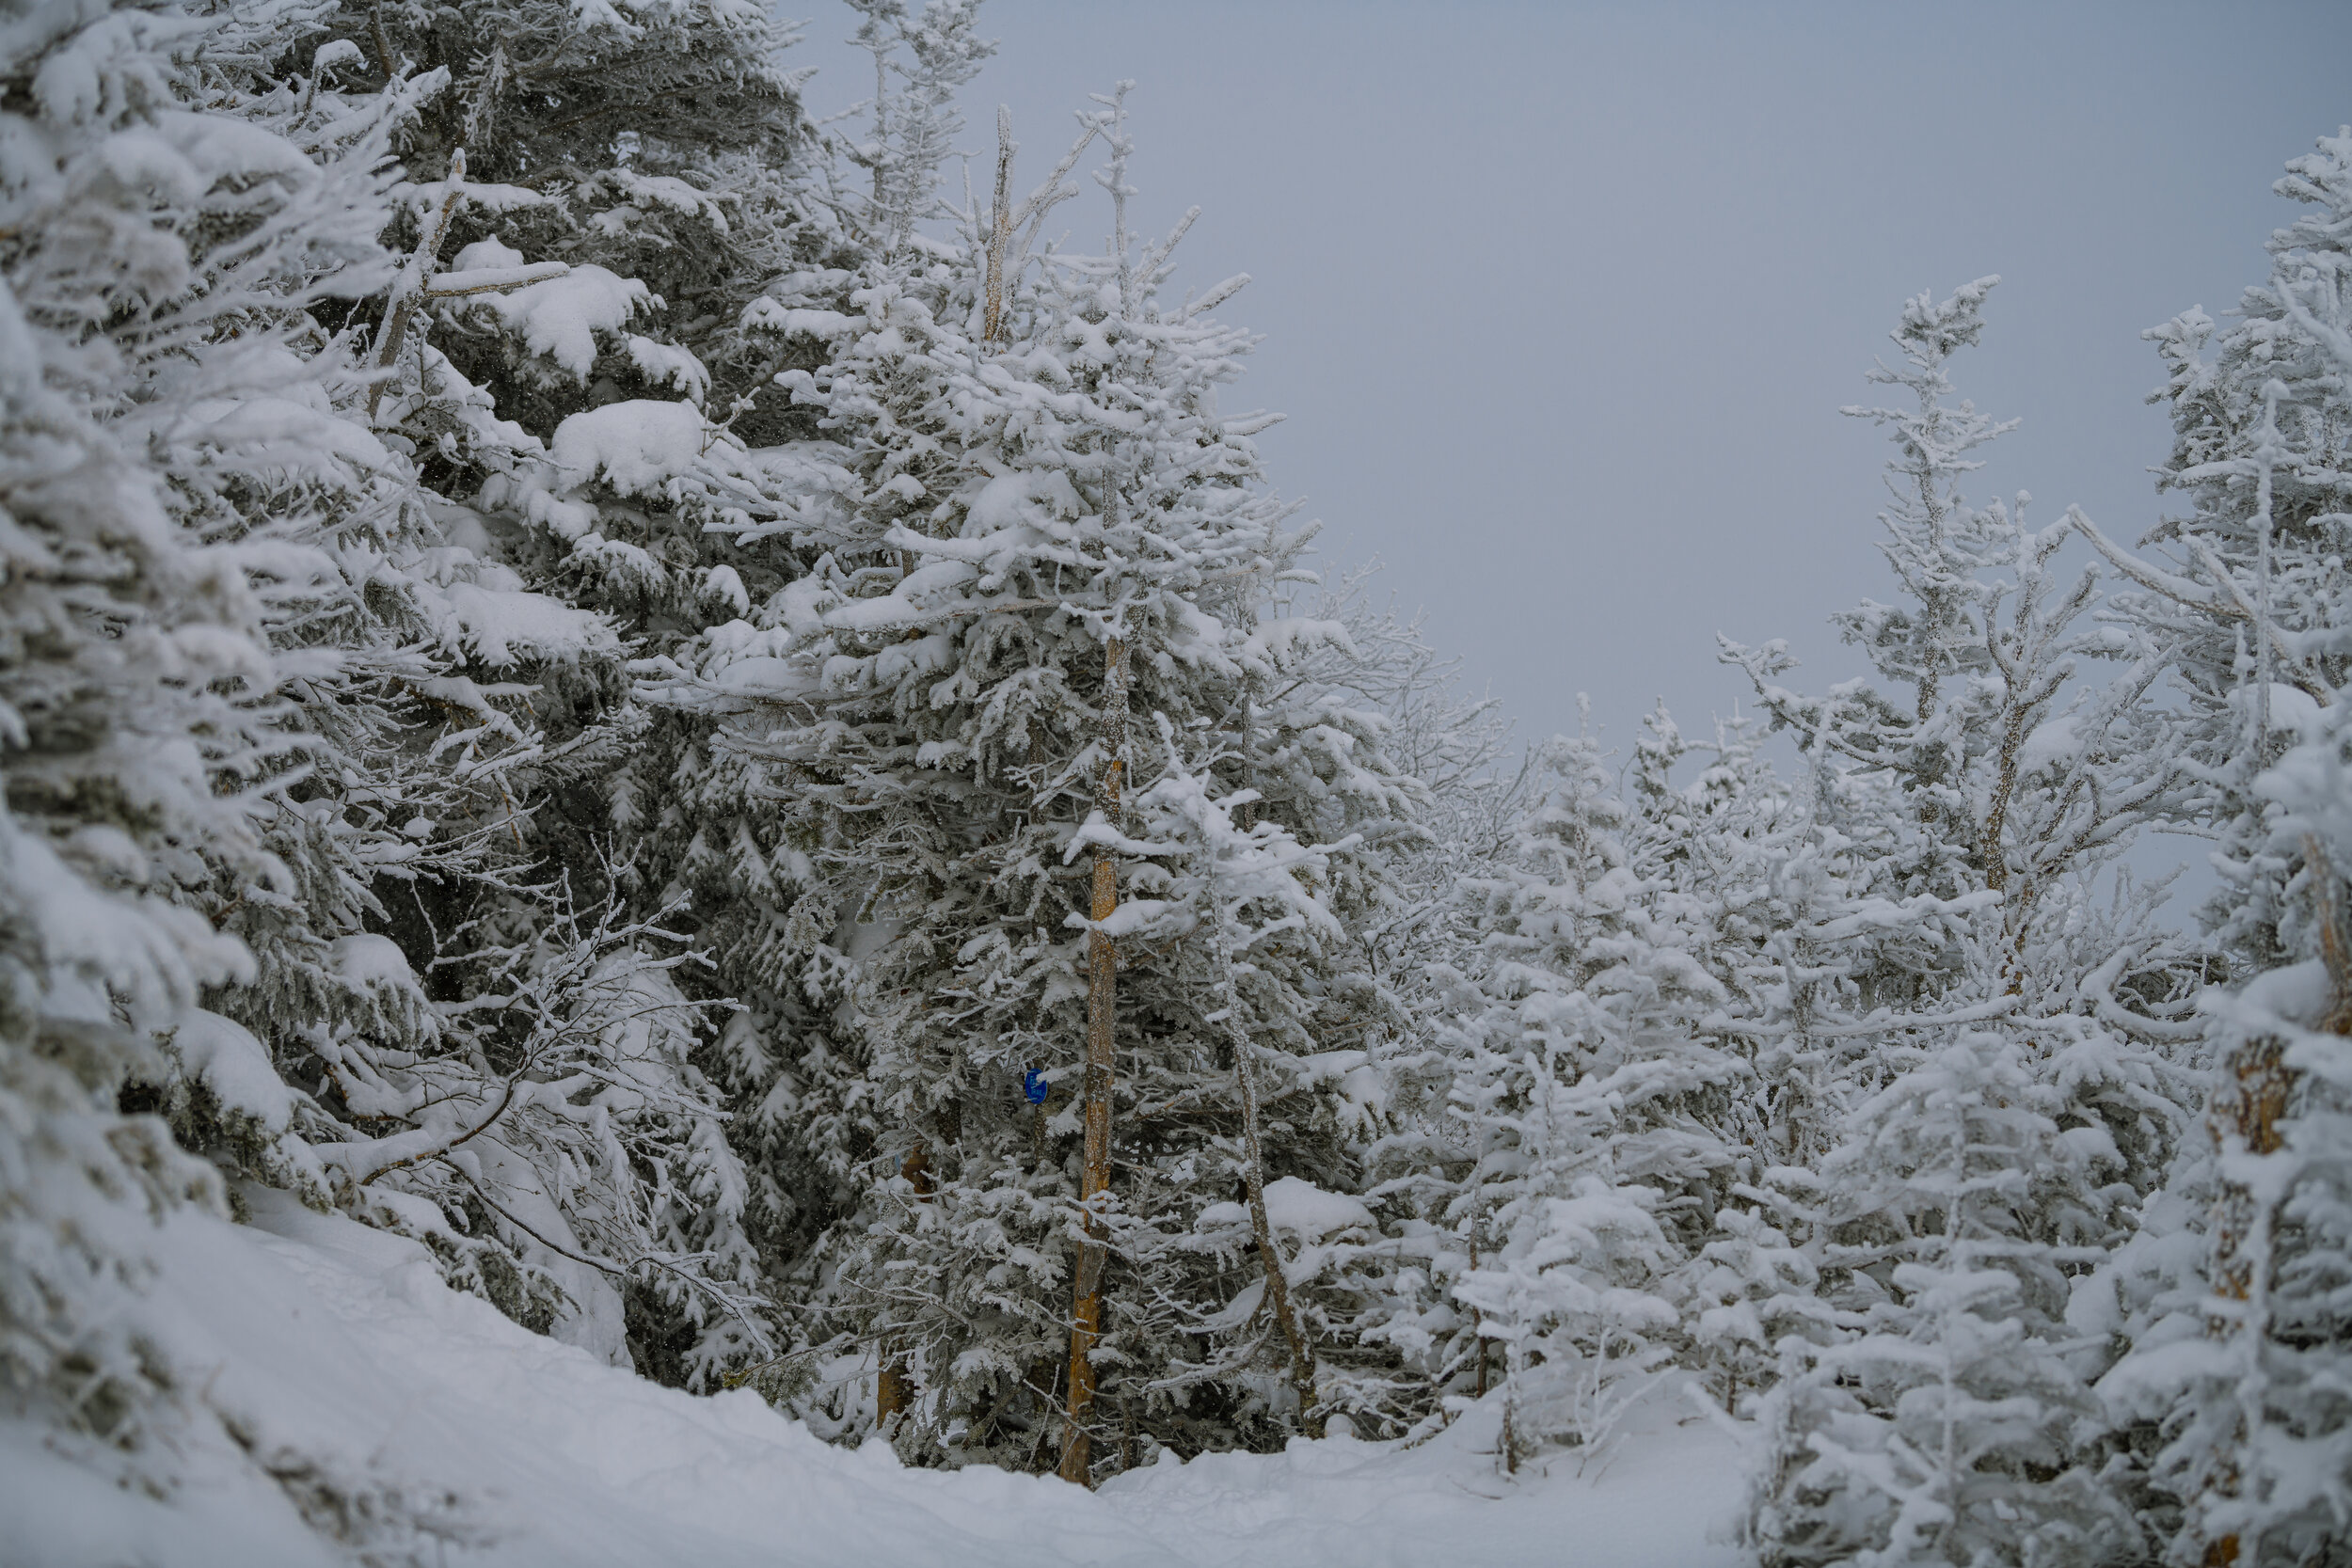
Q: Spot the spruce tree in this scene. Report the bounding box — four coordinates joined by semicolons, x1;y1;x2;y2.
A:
653;90;1417;1474
1724;281;2203;1564
2086;128;2352;1567
16;0;816;1382
1397;720;1741;1465
0;0;297;1469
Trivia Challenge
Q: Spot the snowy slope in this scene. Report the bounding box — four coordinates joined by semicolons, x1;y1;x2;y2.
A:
1098;1400;1749;1568
0;1196;1748;1567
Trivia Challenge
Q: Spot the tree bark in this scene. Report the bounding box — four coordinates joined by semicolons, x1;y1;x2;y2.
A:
1469;1220;1488;1401
1059;635;1127;1484
1232;1026;1322;1435
367;148;467;420
982;108;1013;343
877;1141;933;1431
2202;1029;2293;1568
2201;838;2352;1565
876;1357;911;1427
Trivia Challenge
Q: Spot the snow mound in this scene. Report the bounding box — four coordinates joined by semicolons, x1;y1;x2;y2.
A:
1106;1394;1748;1568
327;932;419;990
477;264;649;379
170;1009;292;1132
551;399;716;497
1199;1175;1375;1240
0;1196;1748;1567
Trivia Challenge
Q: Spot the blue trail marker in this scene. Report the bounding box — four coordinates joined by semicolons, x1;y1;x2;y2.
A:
1023;1069;1049;1106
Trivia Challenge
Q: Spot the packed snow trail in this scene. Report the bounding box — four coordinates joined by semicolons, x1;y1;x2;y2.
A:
0;1196;1747;1567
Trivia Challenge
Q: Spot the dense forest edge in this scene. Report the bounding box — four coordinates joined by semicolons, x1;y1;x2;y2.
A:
2;2;2349;1564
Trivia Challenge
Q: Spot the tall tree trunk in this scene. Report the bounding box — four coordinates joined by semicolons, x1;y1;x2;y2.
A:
1200;686;1320;1437
876;1357;911;1428
1469;1220;1489;1401
1059;634;1127;1484
982;107;1013;342
1500;1334;1523;1476
2201;1037;2289;1568
1232;1023;1322;1435
877;1141;933;1432
2200;838;2352;1565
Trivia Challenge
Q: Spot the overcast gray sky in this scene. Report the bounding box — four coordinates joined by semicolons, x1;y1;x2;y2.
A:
796;1;2351;763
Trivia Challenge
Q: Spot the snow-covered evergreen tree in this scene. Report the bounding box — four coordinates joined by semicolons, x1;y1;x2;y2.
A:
2087;128;2352;1567
1383;719;1741;1465
651;90;1417;1473
1723;280;2204;1563
0;0;298;1473
0;0;807;1391
23;1;2338;1545
200;0;866;1384
0;8;746;1546
838;0;994;256
1746;1026;2153;1567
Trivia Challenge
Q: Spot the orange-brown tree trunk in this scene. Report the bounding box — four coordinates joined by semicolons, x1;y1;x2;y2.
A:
877;1141;934;1431
877;1358;911;1426
2201;838;2352;1565
1059;635;1127;1484
2201;1030;2290;1568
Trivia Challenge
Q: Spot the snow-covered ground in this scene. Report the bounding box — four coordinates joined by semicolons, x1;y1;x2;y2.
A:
0;1196;1749;1567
